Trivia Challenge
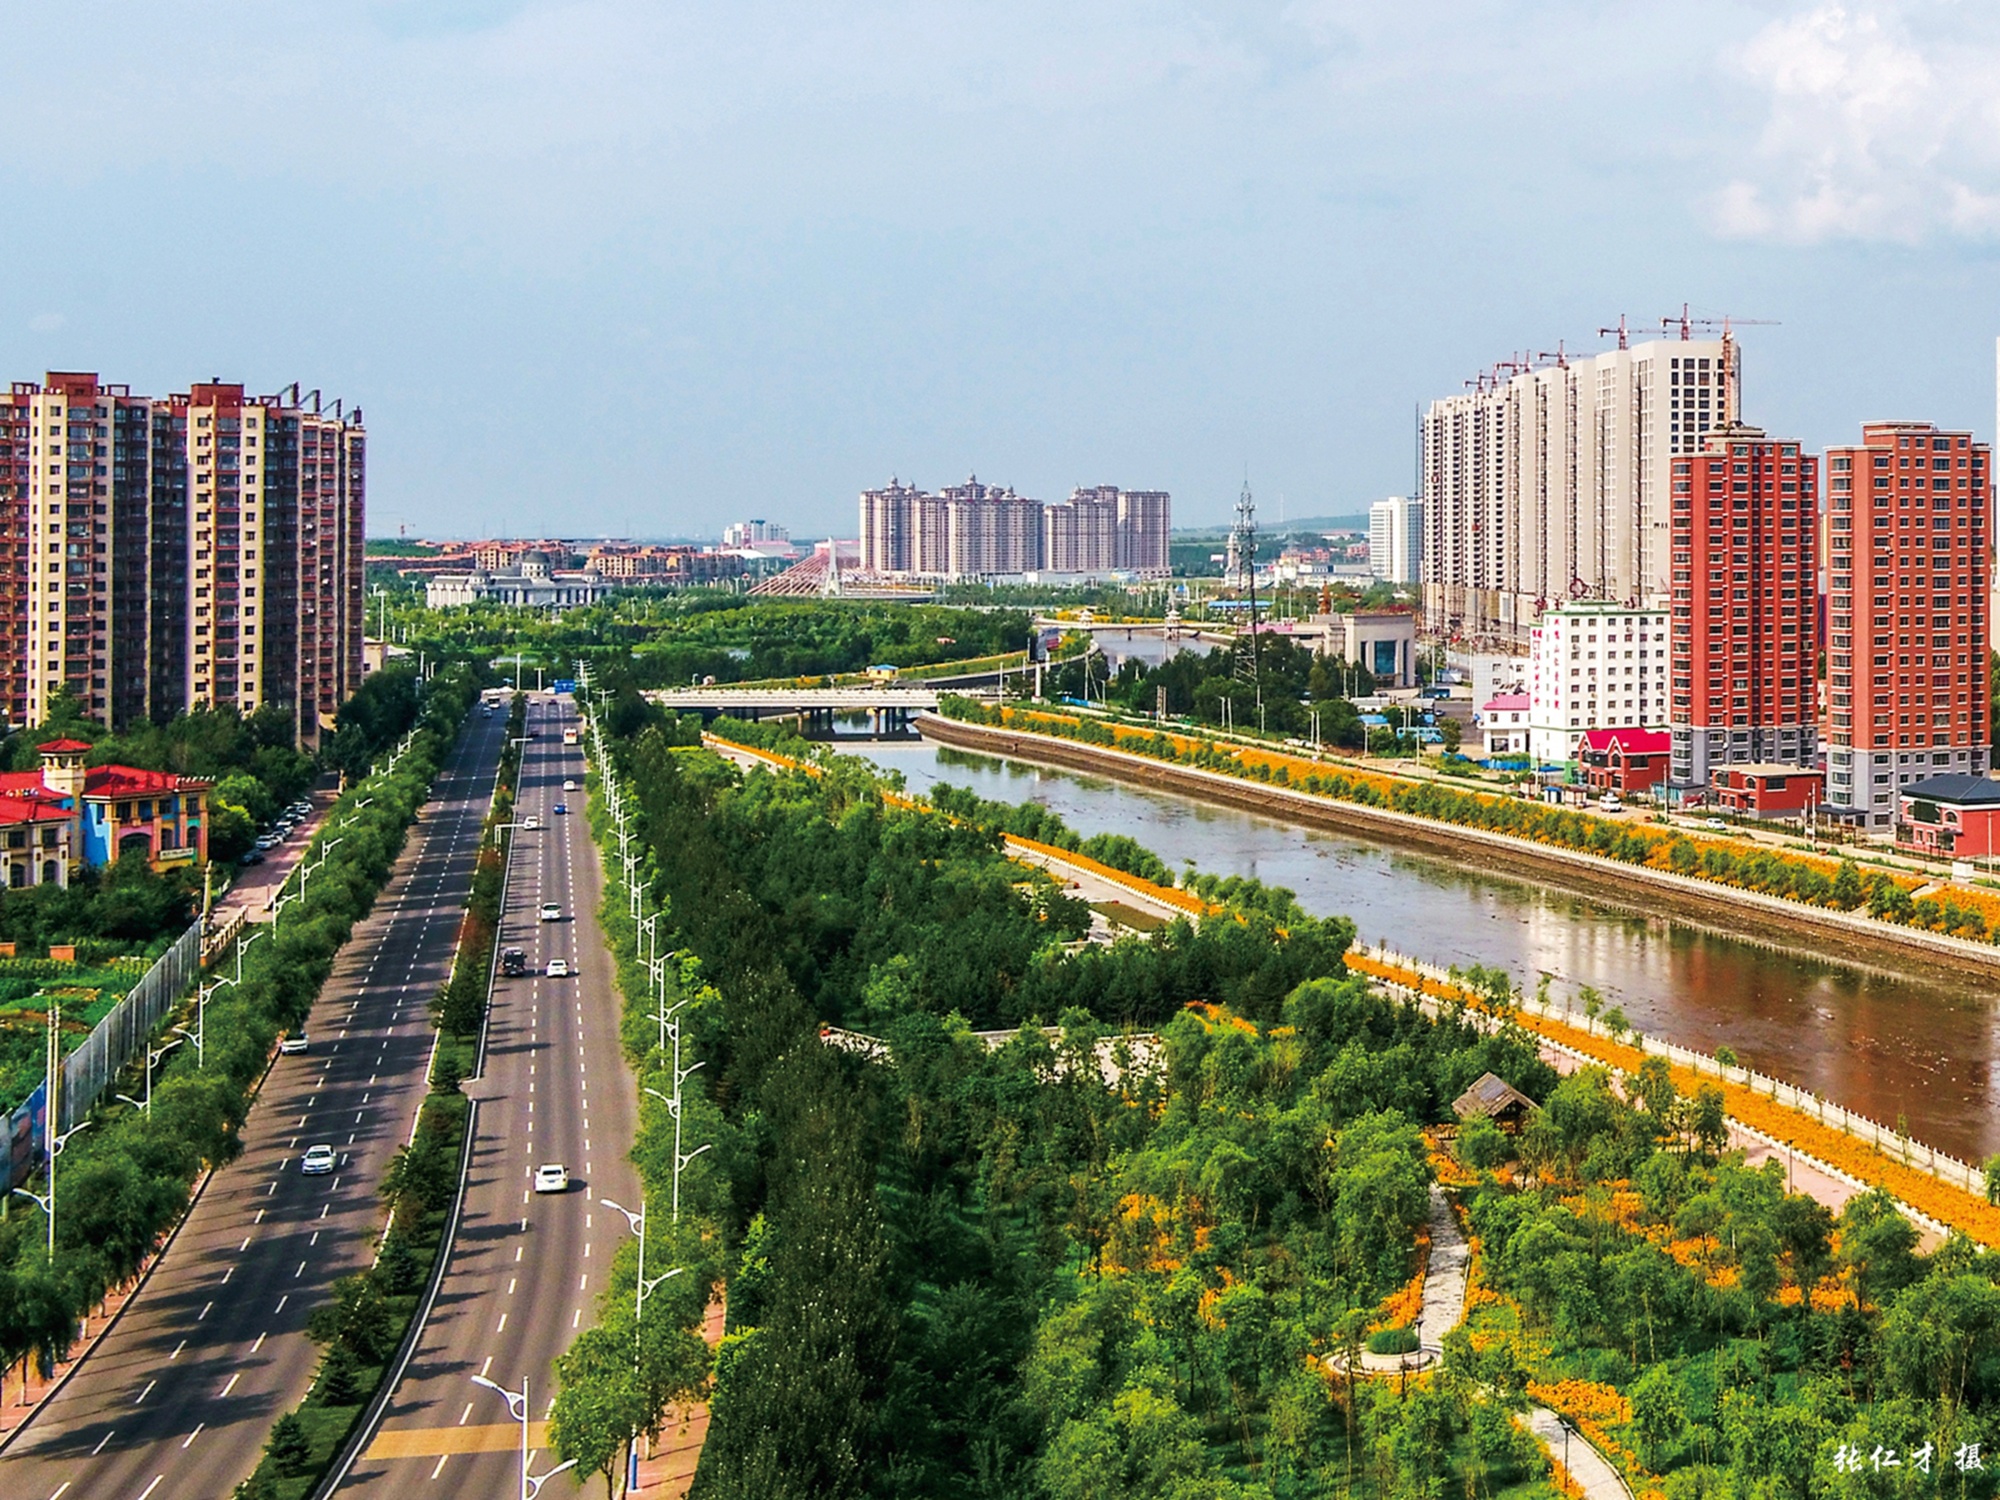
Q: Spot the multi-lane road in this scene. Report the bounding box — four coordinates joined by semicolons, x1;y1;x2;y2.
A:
339;691;639;1493
0;706;508;1500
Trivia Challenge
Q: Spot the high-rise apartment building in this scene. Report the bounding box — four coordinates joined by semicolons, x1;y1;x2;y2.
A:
1421;335;1738;644
1368;495;1424;584
1823;422;1989;827
1525;599;1670;765
0;388;26;727
857;477;1171;579
4;373;363;742
1043;486;1118;573
1115;490;1172;575
1668;424;1819;792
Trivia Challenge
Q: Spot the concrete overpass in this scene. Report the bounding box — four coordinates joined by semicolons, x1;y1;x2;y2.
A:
645;683;995;733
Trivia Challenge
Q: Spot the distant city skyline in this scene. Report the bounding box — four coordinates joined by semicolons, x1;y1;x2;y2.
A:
6;4;2000;538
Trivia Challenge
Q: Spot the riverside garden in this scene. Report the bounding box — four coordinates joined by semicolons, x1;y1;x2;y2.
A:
540;691;2000;1500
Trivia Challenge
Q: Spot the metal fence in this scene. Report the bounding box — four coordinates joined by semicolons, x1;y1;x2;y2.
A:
60;919;206;1133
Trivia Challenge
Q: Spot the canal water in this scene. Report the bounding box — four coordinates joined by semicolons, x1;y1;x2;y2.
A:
837;736;2000;1165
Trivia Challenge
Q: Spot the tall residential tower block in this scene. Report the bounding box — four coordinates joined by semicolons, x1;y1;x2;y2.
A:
1668;425;1819;791
0;373;364;742
1822;422;1989;827
1421;335;1738;645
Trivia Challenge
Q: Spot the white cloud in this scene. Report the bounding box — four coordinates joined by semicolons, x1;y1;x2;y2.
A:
1713;3;2000;243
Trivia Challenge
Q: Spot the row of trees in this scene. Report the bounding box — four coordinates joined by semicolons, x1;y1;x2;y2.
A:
0;664;481;1406
572;705;1571;1497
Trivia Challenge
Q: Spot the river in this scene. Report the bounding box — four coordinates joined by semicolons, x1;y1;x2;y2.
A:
834;735;2000;1166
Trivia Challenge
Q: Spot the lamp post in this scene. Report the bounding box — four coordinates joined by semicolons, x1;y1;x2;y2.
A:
114;1035;185;1117
469;1374;576;1500
12;1118;88;1260
174;982;218;1068
643;1077;711;1223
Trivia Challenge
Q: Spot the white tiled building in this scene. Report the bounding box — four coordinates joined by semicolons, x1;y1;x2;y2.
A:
1527;599;1671;764
1480;693;1529;757
1421;335;1738;645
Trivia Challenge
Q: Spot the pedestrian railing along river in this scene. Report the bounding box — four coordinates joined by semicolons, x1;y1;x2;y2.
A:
1358;942;1992;1208
60;918;205;1132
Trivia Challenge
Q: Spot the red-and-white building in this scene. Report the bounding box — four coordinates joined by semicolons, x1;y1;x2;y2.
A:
1822;422;1990;829
1896;773;2000;860
1578;727;1671;797
1669;424;1819;797
1479;694;1529;757
1711;764;1825;822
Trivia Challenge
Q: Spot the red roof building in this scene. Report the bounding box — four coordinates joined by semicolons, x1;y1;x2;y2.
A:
1578;727;1671;797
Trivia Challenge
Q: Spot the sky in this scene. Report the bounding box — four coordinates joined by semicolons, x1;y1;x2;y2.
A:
4;1;1999;538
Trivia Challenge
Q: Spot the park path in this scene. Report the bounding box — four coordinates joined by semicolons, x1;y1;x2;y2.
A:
1355;1181;1633;1500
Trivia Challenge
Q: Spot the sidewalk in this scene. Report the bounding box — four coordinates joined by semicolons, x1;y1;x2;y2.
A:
211;782;338;927
1522;1405;1633;1500
631;1295;726;1495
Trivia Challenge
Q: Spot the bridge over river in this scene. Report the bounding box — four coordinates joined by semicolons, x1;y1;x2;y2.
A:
646;683;996;733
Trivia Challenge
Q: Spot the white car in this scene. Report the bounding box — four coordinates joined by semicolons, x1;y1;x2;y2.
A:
562;779;575;791
547;957;570;977
522;815;541;831
1704;816;1728;830
279;1034;309;1055
533;1163;570;1194
301;1145;336;1175
1598;795;1624;814
539;902;561;922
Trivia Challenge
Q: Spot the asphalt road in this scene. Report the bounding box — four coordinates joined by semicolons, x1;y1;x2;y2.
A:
339;692;639;1494
0;705;506;1500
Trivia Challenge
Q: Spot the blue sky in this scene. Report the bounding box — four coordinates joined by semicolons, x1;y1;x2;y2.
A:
3;1;1997;537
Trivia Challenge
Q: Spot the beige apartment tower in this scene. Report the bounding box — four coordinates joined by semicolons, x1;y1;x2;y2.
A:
3;373;363;742
1421;335;1740;647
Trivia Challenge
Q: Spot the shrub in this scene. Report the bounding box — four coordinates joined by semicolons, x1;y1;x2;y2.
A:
1367;1326;1419;1355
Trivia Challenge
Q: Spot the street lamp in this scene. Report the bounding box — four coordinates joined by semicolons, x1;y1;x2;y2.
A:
12;1119;90;1259
114;1035;185;1117
469;1374;577;1500
174;982;219;1068
643;1079;711;1223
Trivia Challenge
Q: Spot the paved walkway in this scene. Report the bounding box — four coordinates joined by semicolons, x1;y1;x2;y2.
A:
1522;1405;1632;1500
1357;1185;1468;1374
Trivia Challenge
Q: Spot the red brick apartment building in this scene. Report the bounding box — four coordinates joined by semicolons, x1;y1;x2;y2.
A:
1668;425;1819;798
1822;423;1989;829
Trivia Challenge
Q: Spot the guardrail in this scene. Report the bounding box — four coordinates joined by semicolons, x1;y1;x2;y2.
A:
60;919;205;1132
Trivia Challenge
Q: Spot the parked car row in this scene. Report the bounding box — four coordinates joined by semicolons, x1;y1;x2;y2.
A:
242;798;315;864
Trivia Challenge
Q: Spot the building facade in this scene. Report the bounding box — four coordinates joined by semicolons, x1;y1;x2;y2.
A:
2;373;364;744
1525;599;1670;765
1368;496;1424;584
858;477;1171;580
1896;773;2000;859
1822;422;1989;828
424;552;613;610
1420;335;1737;645
1668;426;1818;794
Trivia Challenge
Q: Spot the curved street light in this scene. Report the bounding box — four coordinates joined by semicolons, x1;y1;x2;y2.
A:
469;1374;577;1500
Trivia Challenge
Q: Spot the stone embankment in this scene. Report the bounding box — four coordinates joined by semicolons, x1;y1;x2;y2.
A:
916;713;2000;982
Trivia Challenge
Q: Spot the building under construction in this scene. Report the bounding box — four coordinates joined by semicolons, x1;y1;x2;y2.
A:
1419;316;1750;648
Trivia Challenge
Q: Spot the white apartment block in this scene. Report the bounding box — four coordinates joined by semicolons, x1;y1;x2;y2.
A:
1368;496;1423;584
1421;336;1738;646
1527;600;1671;764
858;476;1171;580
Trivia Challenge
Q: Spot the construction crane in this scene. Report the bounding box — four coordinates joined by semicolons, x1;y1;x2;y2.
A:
1656;306;1777;427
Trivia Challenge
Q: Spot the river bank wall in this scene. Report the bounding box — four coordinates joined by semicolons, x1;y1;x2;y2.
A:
916;713;2000;986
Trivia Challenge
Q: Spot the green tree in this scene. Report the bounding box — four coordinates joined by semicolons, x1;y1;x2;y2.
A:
267;1412;313;1476
552;1323;649;1499
1629;1362;1686;1469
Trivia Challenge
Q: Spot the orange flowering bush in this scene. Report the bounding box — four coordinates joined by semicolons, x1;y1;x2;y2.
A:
1370;1233;1430;1334
1351;950;2000;1249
